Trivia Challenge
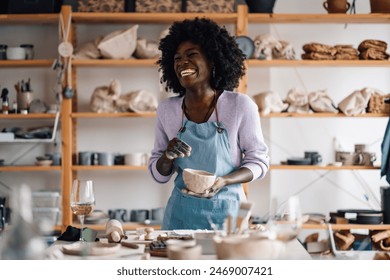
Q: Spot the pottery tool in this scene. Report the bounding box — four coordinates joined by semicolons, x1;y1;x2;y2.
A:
121;241;140;249
226;214;233;235
235;201;254;234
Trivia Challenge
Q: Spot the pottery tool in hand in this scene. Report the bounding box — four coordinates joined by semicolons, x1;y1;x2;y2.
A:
235;201;254;234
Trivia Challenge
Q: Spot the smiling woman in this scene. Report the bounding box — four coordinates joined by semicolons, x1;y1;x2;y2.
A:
148;18;270;230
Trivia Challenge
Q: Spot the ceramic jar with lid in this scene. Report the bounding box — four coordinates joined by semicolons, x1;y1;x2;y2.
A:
20;44;34;60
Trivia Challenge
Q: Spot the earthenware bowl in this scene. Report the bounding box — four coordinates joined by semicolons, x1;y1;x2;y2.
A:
183;168;216;194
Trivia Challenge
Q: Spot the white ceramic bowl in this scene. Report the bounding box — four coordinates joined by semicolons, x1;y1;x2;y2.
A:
213;235;285;260
183;168;216;194
6;47;26;60
35;159;53;166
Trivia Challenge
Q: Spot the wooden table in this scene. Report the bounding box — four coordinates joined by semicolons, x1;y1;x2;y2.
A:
46;231;312;260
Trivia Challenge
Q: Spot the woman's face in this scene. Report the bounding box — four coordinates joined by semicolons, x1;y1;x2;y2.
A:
174;41;213;90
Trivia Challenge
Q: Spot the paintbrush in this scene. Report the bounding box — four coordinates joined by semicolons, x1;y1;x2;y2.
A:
235;201;254;234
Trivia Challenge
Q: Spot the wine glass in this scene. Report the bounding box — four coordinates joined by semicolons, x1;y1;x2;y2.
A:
70;179;95;242
267;195;303;243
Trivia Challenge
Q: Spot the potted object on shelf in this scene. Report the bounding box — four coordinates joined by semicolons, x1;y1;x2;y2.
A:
15;79;34;112
245;0;276;13
370;0;390;13
323;0;351;13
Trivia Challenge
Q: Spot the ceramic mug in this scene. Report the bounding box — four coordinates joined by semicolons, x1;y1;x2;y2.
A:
323;0;351;13
124;153;146;166
130;209;149;222
98;152;114;166
304;151;322;165
151;207;165;222
78;151;92;165
108;208;128;222
6;47;26;60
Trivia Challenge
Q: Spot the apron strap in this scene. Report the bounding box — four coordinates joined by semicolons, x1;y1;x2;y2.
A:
179;90;224;134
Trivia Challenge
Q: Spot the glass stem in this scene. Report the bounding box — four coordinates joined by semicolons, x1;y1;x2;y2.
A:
79;215;85;242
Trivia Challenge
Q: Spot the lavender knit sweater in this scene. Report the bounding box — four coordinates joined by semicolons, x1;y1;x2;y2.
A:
148;90;270;183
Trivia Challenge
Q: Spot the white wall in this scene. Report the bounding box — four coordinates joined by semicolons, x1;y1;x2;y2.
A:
0;1;389;227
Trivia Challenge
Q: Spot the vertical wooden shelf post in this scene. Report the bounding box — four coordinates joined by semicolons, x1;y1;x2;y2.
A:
60;5;73;231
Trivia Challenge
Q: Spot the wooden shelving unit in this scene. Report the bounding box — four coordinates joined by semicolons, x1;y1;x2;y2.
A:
72;165;147;171
271;165;381;170
2;6;389;233
73;59;157;67
0;113;57;119
0;13;58;24
247;13;390;24
72;112;156;118
0;166;61;172
248;59;390;67
72;12;238;24
0;60;53;68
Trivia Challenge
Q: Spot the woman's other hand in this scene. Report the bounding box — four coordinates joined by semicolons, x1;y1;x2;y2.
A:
164;137;192;160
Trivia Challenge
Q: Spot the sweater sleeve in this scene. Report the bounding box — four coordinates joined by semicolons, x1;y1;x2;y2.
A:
148;102;176;183
237;95;270;181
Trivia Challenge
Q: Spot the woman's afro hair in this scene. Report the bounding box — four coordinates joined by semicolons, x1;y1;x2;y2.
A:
157;17;246;96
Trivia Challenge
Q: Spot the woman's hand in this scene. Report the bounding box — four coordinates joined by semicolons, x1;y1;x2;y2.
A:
209;177;225;193
164;137;191;160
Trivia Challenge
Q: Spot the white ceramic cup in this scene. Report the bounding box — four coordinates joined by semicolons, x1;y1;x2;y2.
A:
124;153;146;166
6;47;26;60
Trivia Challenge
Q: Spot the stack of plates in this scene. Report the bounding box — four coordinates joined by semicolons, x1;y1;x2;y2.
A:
337;209;383;224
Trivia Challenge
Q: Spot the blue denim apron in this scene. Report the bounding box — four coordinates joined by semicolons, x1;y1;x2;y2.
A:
162;104;246;230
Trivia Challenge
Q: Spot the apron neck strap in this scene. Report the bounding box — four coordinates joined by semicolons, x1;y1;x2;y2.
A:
179;91;223;133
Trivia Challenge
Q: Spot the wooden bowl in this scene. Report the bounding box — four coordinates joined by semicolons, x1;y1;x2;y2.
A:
183;168;216;194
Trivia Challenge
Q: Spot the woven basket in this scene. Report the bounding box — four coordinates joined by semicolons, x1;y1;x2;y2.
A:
368;93;390;114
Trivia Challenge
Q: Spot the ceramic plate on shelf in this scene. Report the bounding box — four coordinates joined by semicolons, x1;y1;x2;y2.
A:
235;36;255;59
62;242;120;256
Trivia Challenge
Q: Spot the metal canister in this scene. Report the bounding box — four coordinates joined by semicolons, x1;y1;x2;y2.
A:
0;44;7;60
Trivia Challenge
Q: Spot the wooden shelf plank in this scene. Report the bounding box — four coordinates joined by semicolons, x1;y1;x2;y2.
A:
247;59;390;67
0;60;54;68
0;166;61;172
0;14;59;24
271;165;380;170
248;13;390;24
72;165;147;171
72;12;238;24
73;59;390;68
303;223;390;230
73;59;157;67
262;112;389;118
72;112;156;118
0;113;58;119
